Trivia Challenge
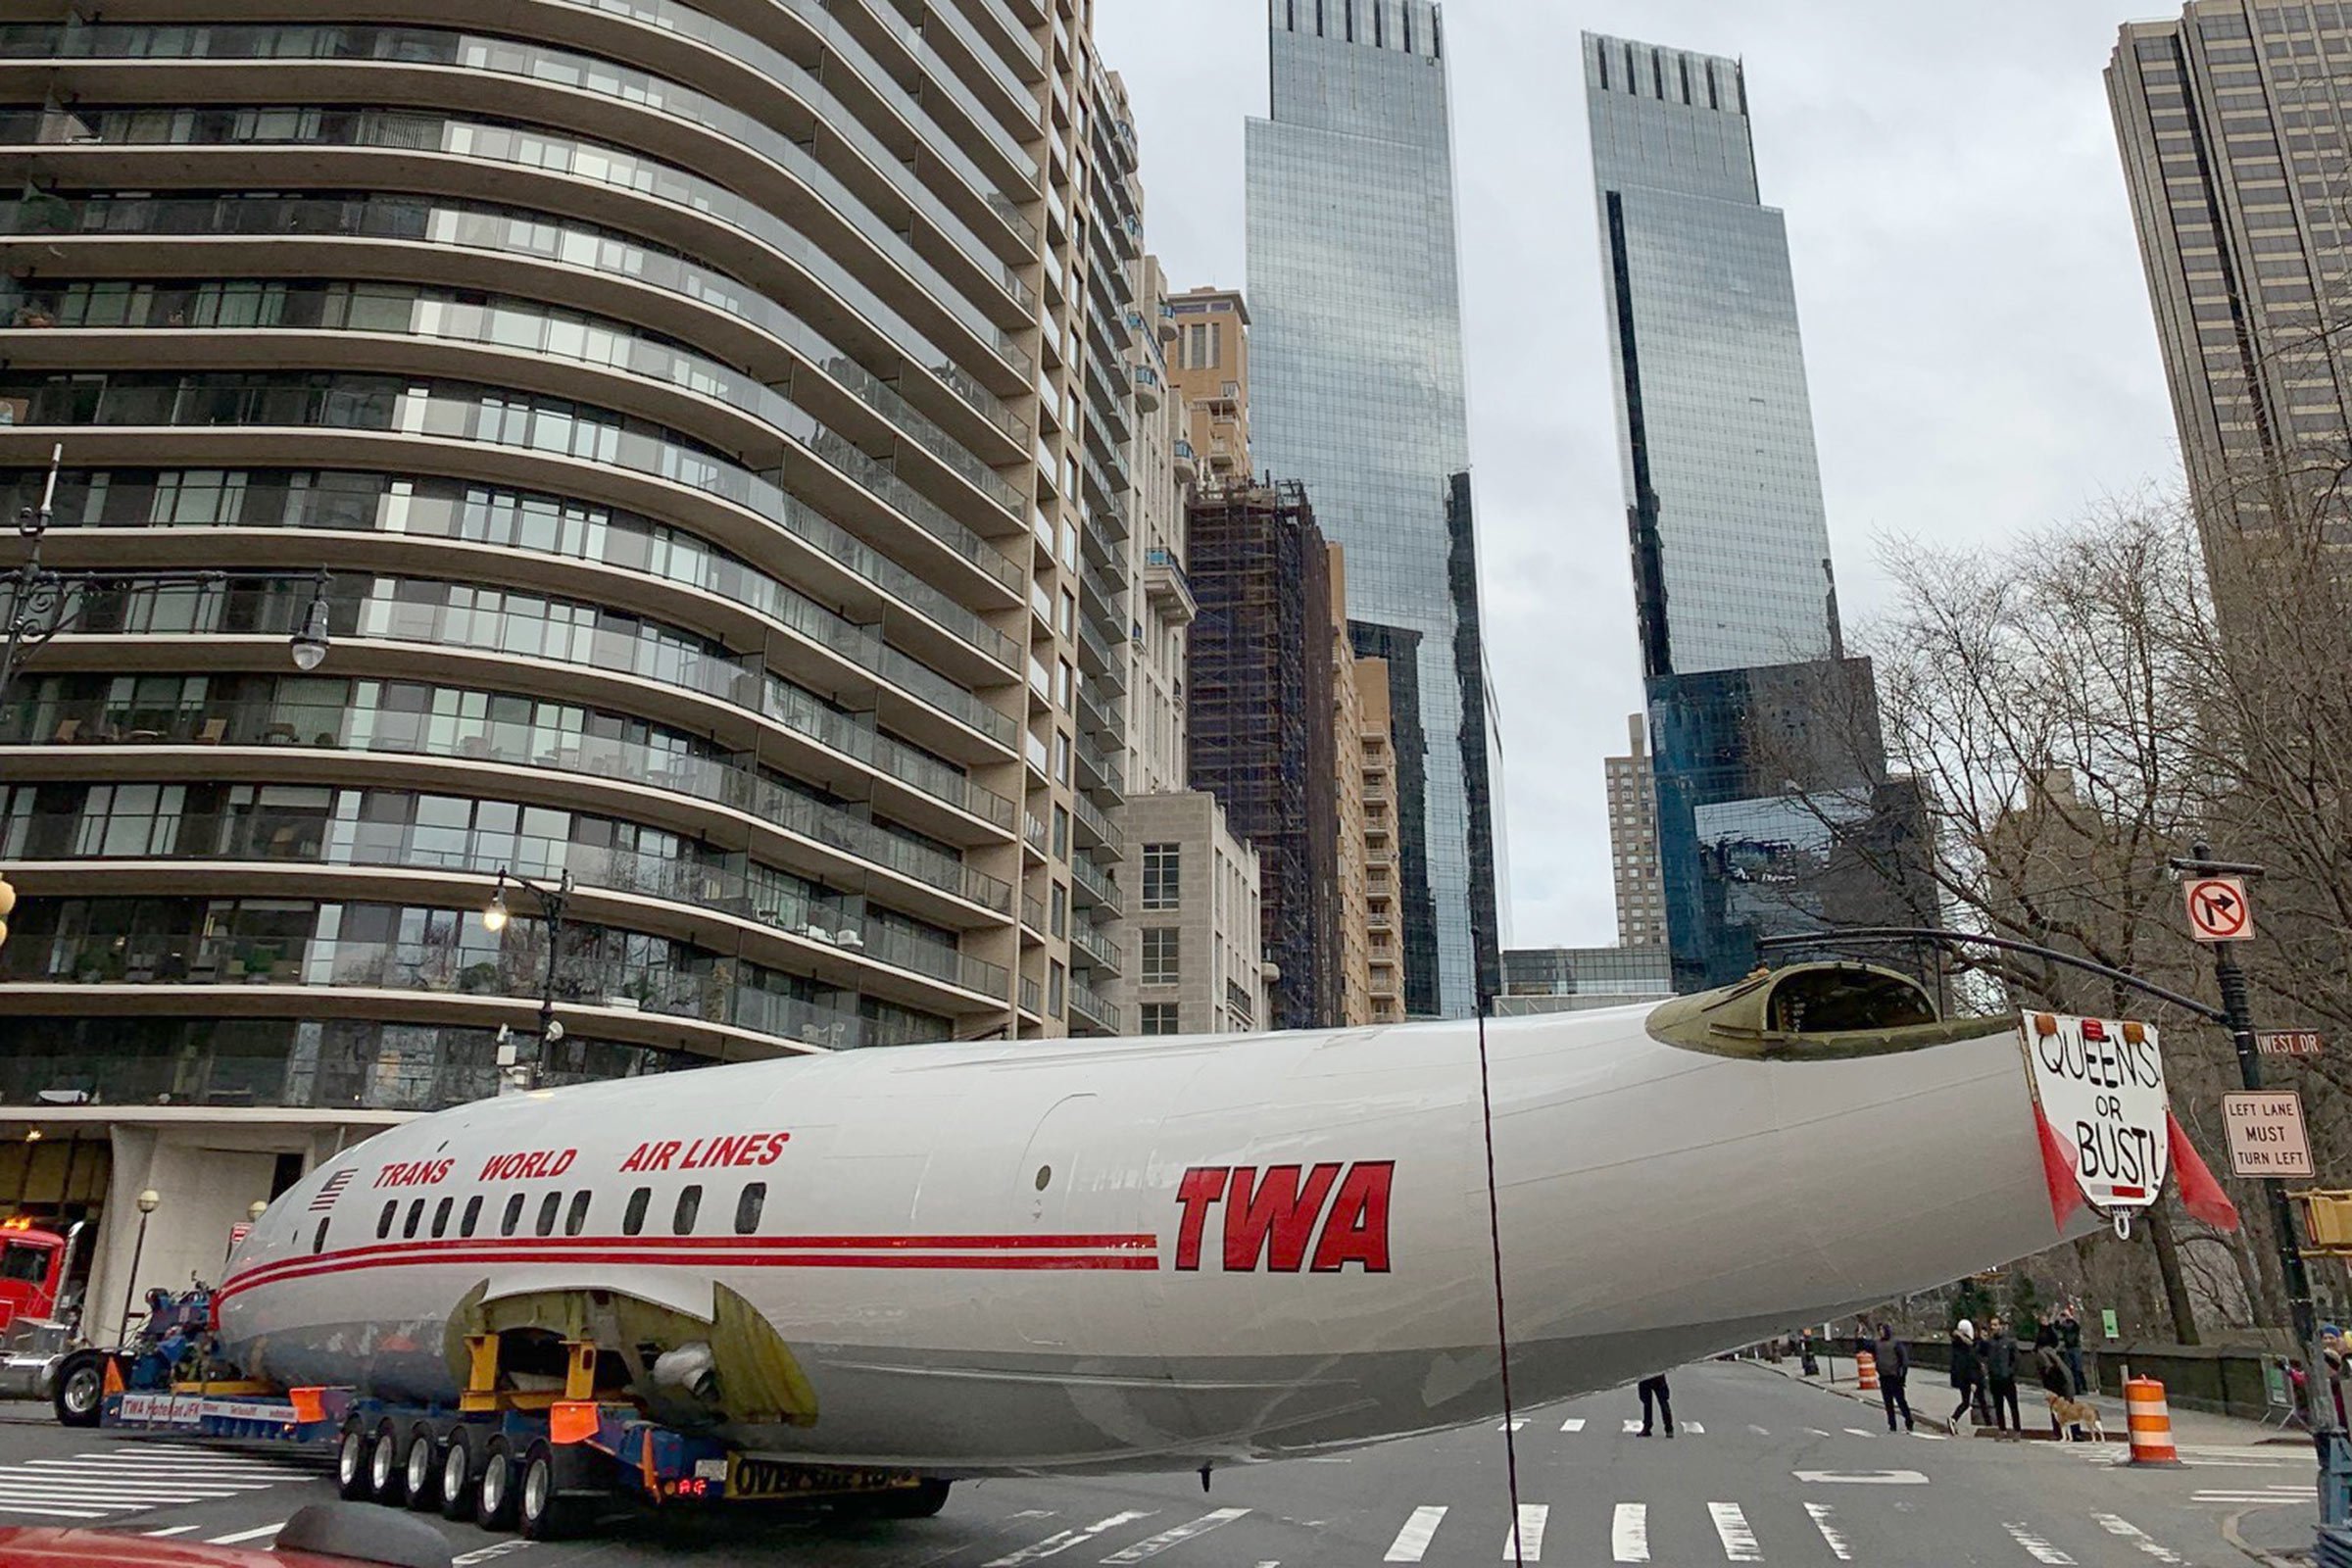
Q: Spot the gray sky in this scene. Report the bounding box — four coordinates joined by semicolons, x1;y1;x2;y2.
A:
1096;0;2184;949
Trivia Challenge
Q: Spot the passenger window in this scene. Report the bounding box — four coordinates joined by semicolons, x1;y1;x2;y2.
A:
622;1188;650;1237
312;1217;329;1255
431;1197;453;1238
734;1183;765;1235
535;1192;561;1237
403;1200;424;1240
501;1194;525;1237
564;1191;591;1237
460;1196;482;1238
377;1201;396;1240
672;1184;702;1235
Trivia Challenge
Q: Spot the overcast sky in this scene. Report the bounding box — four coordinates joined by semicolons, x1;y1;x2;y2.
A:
1095;0;2186;950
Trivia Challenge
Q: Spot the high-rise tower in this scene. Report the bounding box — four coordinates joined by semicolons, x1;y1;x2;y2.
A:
1246;0;1500;1018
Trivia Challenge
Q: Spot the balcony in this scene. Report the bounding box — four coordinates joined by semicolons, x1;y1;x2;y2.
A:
1067;981;1120;1035
1076;683;1124;751
1070;852;1123;918
1069;917;1122;976
1131;362;1163;412
1074;731;1124;803
1172;438;1198;485
1071;788;1122;855
1023;810;1049;863
1144;548;1197;625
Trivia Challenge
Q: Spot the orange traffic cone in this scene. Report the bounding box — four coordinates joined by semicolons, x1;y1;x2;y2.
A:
1856;1348;1879;1393
2125;1378;2181;1465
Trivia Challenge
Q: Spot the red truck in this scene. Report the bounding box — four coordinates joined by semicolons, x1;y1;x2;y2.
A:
0;1218;85;1407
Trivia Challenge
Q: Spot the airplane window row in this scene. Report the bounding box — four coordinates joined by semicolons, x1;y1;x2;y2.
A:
335;1181;770;1254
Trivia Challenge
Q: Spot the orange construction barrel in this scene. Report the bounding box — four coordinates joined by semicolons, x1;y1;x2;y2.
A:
2125;1377;2181;1465
1857;1348;1879;1393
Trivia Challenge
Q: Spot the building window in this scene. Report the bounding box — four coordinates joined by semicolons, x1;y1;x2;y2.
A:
1141;1002;1180;1035
1143;928;1179;985
1142;843;1180;909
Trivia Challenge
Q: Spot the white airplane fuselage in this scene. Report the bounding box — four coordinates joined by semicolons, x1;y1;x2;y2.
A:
220;999;2074;1476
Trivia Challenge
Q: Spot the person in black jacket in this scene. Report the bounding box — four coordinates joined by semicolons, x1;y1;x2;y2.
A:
1983;1317;2022;1432
1948;1319;1984;1426
2036;1323;2079;1439
1875;1323;1914;1433
2057;1304;2087;1395
1637;1372;1674;1437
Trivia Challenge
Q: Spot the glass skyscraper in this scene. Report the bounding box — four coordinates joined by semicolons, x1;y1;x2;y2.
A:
1247;0;1501;1018
1584;33;1931;989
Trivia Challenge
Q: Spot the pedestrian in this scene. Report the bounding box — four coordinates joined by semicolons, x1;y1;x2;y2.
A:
1637;1372;1675;1438
1984;1316;2022;1433
1948;1318;1984;1427
2323;1325;2348;1430
1799;1327;1819;1377
2058;1303;2086;1396
1875;1322;1914;1433
2036;1326;2078;1440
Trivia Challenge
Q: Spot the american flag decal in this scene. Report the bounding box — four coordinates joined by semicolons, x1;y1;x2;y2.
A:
309;1168;354;1212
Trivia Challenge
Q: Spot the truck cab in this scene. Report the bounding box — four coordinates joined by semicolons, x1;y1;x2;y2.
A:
0;1218;82;1403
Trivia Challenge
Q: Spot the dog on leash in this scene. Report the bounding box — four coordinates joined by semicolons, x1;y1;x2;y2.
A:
2045;1392;2107;1440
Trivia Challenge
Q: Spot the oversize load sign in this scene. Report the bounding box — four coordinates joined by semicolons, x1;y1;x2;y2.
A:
2023;1015;2170;1212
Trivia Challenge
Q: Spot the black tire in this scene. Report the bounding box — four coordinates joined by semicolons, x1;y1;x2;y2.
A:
368;1418;409;1505
335;1419;371;1502
403;1427;442;1512
52;1355;105;1429
516;1440;593;1542
869;1480;953;1519
475;1437;519;1533
438;1427;477;1523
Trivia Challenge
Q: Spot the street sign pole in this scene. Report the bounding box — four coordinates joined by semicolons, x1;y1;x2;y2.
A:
2173;840;2345;1527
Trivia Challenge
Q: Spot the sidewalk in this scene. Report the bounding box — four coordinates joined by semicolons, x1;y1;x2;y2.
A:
1745;1352;2303;1446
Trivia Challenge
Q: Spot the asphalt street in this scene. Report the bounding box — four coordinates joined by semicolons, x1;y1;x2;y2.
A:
0;1361;2317;1565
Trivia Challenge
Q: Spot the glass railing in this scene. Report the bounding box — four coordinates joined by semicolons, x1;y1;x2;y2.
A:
1;814;1004;995
1073;730;1124;798
1068;918;1119;973
1144;547;1194;605
918;0;1033;114
1070;789;1122;854
840;0;1038;182
9;934;926;1050
0;692;1012;910
0;97;1034;383
1069;852;1122;915
1066;980;1119;1033
1019;975;1042;1015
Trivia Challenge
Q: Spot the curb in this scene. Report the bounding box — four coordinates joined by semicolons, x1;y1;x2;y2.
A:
2223;1504;2312;1568
1738;1357;1958;1437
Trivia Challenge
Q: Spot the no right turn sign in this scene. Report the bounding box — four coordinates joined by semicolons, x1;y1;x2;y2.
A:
2185;876;2254;942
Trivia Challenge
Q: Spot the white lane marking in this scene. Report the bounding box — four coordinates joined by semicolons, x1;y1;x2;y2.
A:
208;1524;286;1545
1913;1431;1948;1440
1709;1502;1762;1562
142;1527;201;1539
450;1544;537;1567
1805;1502;1852;1561
1384;1505;1447;1562
1749;1424;1771;1436
1100;1508;1249;1563
2095;1513;2184;1564
1497;1419;1527;1432
1623;1419;1642;1434
1611;1502;1648;1563
1560;1418;1587;1433
1011;1511;1058;1520
1502;1503;1548;1562
984;1510;1154;1566
1684;1422;1704;1435
2002;1522;2075;1564
1791;1469;1931;1485
1842;1427;1876;1438
1806;1428;1832;1436
0;1503;114;1520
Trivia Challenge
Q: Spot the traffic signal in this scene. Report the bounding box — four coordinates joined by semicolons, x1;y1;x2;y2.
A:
2293;1190;2352;1254
0;873;15;952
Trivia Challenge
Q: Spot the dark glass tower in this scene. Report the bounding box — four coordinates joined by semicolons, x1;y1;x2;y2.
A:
1585;32;1929;989
1246;0;1501;1018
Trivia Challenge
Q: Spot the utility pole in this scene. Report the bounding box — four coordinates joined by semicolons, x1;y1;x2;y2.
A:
2169;844;2347;1528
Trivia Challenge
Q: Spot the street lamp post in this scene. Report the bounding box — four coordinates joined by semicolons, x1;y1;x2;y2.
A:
2;444;334;706
223;1198;268;1273
483;867;573;1092
115;1188;159;1348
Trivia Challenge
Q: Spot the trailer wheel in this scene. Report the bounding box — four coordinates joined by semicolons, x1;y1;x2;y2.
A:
516;1440;592;1542
335;1419;371;1501
368;1418;409;1505
438;1428;476;1523
52;1354;105;1429
475;1437;519;1533
869;1480;953;1519
402;1428;442;1511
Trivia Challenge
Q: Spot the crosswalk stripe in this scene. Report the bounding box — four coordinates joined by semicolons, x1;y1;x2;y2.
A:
19;1467;281;1487
984;1511;1153;1567
2095;1513;2184;1564
1100;1508;1249;1563
1842;1427;1875;1438
1611;1502;1647;1563
1622;1419;1642;1434
1560;1418;1586;1433
142;1527;200;1539
1685;1422;1704;1435
1805;1502;1852;1561
1496;1419;1527;1432
0;1502;113;1520
208;1524;284;1546
0;1484;240;1501
1749;1425;1771;1436
1710;1502;1762;1562
1384;1505;1446;1563
1502;1503;1547;1562
2002;1522;2075;1564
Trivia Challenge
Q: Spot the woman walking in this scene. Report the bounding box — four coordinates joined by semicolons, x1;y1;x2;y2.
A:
1949;1319;1984;1428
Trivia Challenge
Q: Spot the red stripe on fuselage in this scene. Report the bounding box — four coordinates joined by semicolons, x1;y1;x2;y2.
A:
217;1236;1161;1307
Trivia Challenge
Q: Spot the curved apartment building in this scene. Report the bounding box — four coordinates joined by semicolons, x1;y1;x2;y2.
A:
0;0;1136;1285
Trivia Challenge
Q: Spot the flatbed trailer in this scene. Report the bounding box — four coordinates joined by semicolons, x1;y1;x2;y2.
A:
88;1371;947;1540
